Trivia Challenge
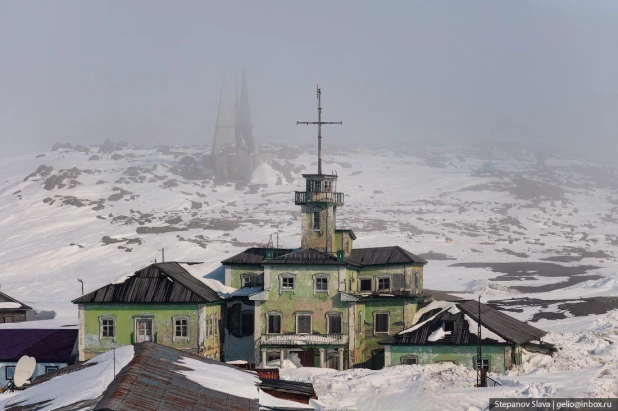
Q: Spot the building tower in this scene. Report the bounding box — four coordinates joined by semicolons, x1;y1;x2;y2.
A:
295;87;343;254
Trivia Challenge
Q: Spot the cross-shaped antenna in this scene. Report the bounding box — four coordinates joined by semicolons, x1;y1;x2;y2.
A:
297;86;342;175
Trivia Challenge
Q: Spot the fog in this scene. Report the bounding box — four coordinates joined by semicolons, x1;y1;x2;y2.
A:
1;1;617;160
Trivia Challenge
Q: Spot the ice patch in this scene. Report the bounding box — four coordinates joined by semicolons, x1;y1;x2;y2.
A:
464;278;520;295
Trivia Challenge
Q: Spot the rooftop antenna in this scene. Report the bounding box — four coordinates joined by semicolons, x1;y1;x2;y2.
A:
297;86;342;175
13;355;36;390
77;278;84;295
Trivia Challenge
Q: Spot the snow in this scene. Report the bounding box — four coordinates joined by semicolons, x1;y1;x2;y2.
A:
427;326;452;342
259;390;315;410
0;302;21;309
250;163;280;185
400;301;458;334
463;314;506;343
0;345;135;411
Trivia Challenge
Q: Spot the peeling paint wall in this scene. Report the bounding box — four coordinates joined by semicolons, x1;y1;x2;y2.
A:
388;345;508;372
230;264;264;289
301;205;336;252
350;264;424;294
81;303;222;360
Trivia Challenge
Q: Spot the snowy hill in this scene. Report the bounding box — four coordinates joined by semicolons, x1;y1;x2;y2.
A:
1;141;618;328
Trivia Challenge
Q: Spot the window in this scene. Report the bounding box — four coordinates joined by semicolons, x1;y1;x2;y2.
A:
474;357;490;370
267;313;281;334
415;272;420;291
241;311;254;336
359;278;372;292
444;321;454;333
205;314;213;339
312;211;321;231
296;314;312;334
241;274;257;288
309;180;322;192
358;312;363;336
267;351;280;362
214;313;219;337
374;313;389;334
45;366;59;374
5;366;15;380
314;274;329;294
324;180;332;192
401;356;418;365
173;317;189;341
99;317;116;339
327;313;342;334
377;277;390;291
280;274;296;293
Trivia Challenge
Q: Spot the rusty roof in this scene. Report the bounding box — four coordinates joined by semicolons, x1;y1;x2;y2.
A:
72;262;221;304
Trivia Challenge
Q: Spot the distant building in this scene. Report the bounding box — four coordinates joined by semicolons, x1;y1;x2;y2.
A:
0;329;78;387
72;262;224;361
0;291;32;324
378;301;555;372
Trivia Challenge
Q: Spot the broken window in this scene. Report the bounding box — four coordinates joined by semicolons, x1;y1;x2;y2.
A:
241;274;257;288
328;314;342;334
173;317;189;341
444;321;454;333
267;313;281;334
100;317;116;339
359;278;372;292
312;211;321;231
401;356;418;365
374;313;389;334
377;277;390;291
297;314;312;334
241;311;254;337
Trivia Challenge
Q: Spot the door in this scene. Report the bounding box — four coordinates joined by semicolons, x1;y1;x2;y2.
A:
136;318;153;342
298;350;316;367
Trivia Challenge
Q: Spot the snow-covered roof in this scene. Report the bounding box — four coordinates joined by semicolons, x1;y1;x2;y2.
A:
0;290;32;310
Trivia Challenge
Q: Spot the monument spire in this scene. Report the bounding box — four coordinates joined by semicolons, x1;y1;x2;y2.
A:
297;86;342;175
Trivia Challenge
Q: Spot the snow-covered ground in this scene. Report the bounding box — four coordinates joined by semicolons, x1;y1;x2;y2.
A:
1;142;617;408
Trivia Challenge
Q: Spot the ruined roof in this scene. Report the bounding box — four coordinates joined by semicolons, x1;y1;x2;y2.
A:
347;246;428;266
0;290;32;310
379;300;546;346
0;329;77;362
266;248;349;266
259;378;316;398
72;262;222;304
221;247;295;265
94;343;260;411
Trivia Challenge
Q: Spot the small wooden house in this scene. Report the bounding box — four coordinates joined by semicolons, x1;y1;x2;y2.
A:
379;300;554;372
0;291;32;324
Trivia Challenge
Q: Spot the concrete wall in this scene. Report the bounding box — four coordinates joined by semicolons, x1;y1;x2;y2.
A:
81;303;222;360
387;344;509;373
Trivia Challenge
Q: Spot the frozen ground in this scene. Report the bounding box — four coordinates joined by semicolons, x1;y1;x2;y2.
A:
0;142;617;407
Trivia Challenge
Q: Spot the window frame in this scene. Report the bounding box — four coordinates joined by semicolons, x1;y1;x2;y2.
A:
312;211;321;231
473;357;490;371
376;275;391;292
401;355;418;365
358;276;373;292
173;316;190;342
99;316;116;340
295;312;313;335
374;312;390;334
357;311;363;336
45;366;59;374
326;312;343;335
266;312;282;334
241;273;258;288
5;365;16;380
313;274;330;295
279;273;296;294
267;351;281;362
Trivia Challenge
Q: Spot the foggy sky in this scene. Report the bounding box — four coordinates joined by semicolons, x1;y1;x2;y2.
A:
1;1;617;161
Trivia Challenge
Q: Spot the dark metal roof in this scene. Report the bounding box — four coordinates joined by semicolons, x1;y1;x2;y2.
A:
380;301;546;346
72;262;221;304
0;329;77;362
0;291;32;310
347;246;428;266
266;248;348;266
221;248;295;265
335;229;357;240
94;343;260;411
259;378;316;397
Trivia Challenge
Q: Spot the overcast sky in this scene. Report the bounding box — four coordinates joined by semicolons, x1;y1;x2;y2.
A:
1;1;617;160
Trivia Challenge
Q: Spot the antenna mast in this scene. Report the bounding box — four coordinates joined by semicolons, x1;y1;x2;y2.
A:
297;86;342;175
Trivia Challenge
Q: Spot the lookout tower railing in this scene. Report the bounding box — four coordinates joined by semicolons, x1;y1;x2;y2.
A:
295;191;344;205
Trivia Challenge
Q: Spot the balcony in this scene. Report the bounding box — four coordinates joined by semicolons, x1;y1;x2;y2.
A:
260;333;348;346
294;191;344;206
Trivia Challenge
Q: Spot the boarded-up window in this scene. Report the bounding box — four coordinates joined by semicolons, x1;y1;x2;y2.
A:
392;274;405;291
328;314;342;334
268;314;281;334
297;314;311;334
375;313;389;333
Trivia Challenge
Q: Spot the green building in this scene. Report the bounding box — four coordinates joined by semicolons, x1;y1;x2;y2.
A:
378;300;554;372
72;262;224;361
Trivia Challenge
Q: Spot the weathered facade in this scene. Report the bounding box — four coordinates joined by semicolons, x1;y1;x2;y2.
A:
72;262;224;361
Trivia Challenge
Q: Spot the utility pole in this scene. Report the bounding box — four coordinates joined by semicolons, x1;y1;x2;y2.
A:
477;295;485;387
77;279;84;295
159;248;165;263
297;86;342;175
